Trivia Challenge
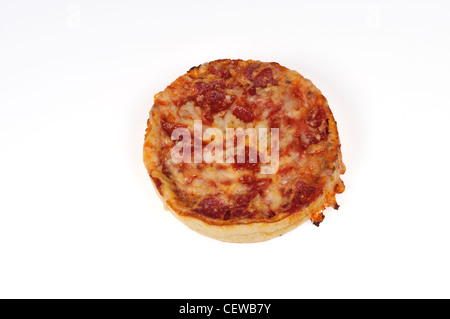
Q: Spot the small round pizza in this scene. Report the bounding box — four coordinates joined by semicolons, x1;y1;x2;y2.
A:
143;59;345;243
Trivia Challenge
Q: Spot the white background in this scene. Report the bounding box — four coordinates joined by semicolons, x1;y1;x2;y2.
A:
1;0;449;299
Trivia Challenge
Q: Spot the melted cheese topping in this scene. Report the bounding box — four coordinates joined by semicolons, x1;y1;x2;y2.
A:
144;59;344;225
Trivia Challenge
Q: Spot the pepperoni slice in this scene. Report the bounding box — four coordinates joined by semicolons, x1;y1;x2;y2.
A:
291;107;329;150
290;181;322;211
209;63;232;79
232;105;254;122
160;119;187;137
194;80;225;95
194;197;228;219
252;68;277;88
244;63;261;80
193;80;236;117
307;106;326;129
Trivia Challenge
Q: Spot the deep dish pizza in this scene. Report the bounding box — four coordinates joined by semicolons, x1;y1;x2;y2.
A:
143;59;345;243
